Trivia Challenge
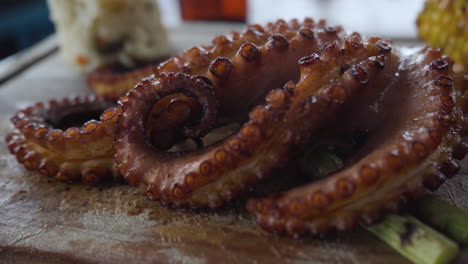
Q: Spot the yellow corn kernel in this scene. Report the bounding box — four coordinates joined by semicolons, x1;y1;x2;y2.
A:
417;0;468;68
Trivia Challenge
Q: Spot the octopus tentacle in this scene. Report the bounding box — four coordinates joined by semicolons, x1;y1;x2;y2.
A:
6;96;119;183
86;57;169;101
114;32;395;209
144;93;204;150
114;73;219;186
6;91;210;184
89;18;347;118
7;18;468;238
247;47;468;236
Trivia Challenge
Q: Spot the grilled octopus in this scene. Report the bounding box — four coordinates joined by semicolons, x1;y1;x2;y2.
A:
7;19;468;236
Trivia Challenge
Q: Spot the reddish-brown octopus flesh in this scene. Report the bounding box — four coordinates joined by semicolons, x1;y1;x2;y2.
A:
247;47;468;236
6;96;119;183
6;18;468;237
114;18;467;235
6;92;204;183
90;19;348;121
87;57;169;101
114;19;359;207
114;19;468;233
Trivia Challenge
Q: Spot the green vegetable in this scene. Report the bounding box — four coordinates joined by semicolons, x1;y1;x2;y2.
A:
363;214;459;264
412;195;468;245
301;145;343;179
302;140;461;264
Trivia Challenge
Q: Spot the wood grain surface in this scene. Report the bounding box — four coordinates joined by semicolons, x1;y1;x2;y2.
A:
0;28;467;264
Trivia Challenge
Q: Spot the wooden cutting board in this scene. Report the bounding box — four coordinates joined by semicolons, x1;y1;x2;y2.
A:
0;28;467;264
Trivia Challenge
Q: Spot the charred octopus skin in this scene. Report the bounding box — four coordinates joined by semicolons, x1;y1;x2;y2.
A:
114;19;468;235
88;18;348;120
5;92;204;184
86;57;169;102
114;18;402;209
247;47;468;236
6;96;119;184
5;18;468;238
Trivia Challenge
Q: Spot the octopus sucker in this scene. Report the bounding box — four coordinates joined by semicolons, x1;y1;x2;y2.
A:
247;45;467;237
114;27;397;209
6;96;119;184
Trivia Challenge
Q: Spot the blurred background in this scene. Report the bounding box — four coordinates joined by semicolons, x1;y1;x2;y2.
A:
0;0;54;59
0;0;426;61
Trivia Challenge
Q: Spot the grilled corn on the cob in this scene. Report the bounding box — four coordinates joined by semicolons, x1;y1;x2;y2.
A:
417;0;468;71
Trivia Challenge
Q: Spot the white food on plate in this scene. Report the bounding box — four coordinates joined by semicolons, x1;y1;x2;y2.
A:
47;0;170;72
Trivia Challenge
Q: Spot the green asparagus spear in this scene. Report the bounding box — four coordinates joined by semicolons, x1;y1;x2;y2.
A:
412;195;468;245
301;145;460;264
363;214;459;264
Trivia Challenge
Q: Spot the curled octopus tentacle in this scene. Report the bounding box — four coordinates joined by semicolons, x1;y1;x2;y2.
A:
5;92;204;183
114;30;396;209
86;57;169;102
89;18;347;119
247;47;468;236
6;96;119;184
144;92;206;150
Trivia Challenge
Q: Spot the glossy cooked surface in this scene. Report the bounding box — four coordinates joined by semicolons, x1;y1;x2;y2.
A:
0;28;467;263
1;128;468;263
